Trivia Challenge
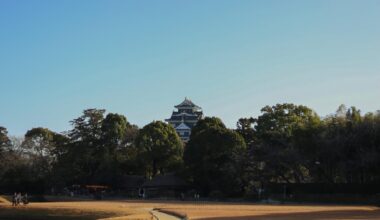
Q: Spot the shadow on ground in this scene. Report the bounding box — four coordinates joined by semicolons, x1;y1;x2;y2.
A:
0;207;116;220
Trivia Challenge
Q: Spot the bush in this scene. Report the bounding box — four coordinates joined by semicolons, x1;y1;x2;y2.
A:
209;190;225;200
29;195;47;202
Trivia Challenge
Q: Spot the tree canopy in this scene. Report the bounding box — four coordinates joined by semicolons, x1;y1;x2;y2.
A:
185;117;247;196
135;121;183;178
1;103;380;198
0;126;11;154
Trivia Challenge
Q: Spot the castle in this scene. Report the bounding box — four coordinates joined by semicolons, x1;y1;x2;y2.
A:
165;98;203;142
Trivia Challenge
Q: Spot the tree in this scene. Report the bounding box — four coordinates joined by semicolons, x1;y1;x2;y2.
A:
135;121;183;178
316;106;380;184
57;109;106;185
185;117;247;196
20;128;68;192
23;127;63;158
254;103;321;183
0;126;11;154
191;117;226;137
95;113;139;185
56;109;141;186
0;126;11;184
101;113;130;147
236;117;256;147
69;108;106;143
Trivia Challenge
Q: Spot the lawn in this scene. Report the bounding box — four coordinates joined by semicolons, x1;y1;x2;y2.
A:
0;198;152;220
1;196;379;220
0;206;115;220
160;203;380;220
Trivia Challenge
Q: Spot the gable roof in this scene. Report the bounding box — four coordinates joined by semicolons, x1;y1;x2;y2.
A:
175;97;201;109
175;122;190;130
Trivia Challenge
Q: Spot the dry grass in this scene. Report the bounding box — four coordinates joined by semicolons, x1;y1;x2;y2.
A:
1;197;379;220
0;199;153;220
159;203;380;220
0;196;11;204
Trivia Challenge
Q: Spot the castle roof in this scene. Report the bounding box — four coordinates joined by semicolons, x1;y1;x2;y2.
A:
175;97;201;109
175;122;190;130
172;112;197;116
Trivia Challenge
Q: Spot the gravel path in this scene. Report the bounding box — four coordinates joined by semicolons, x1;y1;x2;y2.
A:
151;210;182;220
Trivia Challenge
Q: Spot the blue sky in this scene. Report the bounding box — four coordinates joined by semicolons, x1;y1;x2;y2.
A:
1;0;379;136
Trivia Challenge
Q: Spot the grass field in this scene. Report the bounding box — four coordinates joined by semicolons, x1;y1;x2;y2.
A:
0;196;379;220
161;203;380;220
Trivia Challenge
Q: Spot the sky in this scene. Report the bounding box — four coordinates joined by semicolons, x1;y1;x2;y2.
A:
0;0;379;136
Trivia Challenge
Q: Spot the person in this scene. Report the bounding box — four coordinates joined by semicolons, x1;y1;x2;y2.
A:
16;192;22;205
139;188;145;199
258;188;263;200
12;192;17;206
22;193;29;205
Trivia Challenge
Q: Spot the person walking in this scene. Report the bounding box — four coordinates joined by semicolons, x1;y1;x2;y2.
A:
22;193;29;205
16;192;22;205
12;192;17;206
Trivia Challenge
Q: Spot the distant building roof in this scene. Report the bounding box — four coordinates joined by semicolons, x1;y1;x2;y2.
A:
175;97;201;109
172;112;197;117
166;115;200;122
175;122;190;130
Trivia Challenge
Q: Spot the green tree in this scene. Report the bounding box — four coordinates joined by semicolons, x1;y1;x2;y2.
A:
191;117;226;137
236;117;256;147
57;109;106;185
254;103;321;183
316;106;380;184
21;128;67;191
69;108;106;142
135;121;183;178
0;126;11;154
0;126;11;183
23;127;66;158
185;117;247;196
57;109;141;186
101;113;130;147
95;113;139;185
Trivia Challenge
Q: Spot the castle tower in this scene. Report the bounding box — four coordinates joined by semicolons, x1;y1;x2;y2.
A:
165;98;203;142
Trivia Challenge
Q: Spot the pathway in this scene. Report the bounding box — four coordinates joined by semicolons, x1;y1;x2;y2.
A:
151;210;182;220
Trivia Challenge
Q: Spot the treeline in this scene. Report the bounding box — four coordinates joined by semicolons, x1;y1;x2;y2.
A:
1;104;380;197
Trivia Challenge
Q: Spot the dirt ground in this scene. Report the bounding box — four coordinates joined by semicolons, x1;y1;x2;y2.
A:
0;197;379;220
160;203;380;220
0;199;153;220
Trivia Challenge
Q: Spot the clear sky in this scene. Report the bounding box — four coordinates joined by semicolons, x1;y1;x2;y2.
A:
1;0;379;136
